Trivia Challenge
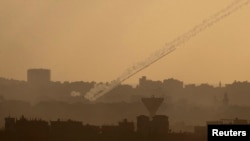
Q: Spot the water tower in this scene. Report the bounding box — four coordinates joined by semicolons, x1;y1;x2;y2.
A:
141;96;164;118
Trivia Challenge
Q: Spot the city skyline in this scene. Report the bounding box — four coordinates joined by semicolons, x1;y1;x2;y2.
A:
1;68;248;87
1;0;250;85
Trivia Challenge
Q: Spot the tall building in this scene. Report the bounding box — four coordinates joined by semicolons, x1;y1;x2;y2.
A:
137;115;169;136
151;115;169;135
27;69;51;86
137;115;150;135
5;116;16;132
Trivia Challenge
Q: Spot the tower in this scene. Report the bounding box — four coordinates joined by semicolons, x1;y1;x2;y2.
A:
27;69;51;86
141;96;164;118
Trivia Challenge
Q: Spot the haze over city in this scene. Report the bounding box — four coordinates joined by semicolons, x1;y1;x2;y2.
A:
1;0;250;85
1;1;250;141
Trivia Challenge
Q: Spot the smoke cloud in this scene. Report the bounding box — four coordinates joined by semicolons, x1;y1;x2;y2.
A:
70;91;81;97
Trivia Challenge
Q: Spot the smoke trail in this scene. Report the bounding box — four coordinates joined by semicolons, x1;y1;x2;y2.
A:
85;0;249;101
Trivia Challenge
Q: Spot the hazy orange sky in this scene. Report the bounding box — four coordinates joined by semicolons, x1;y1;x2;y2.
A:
0;0;249;85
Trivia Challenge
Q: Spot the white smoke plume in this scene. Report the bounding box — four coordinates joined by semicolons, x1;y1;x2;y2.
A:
70;91;81;97
85;0;249;101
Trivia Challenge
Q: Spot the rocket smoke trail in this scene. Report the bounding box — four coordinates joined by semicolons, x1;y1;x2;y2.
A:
85;0;249;101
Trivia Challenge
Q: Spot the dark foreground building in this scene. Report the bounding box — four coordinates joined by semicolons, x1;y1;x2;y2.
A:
0;115;206;141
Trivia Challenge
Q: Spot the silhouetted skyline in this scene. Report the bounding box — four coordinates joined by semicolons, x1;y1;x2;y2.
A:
1;114;208;141
0;0;250;85
1;71;250;130
1;1;250;140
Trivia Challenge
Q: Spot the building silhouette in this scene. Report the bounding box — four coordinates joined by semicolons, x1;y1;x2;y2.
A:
0;114;208;141
137;115;169;138
207;118;249;125
27;69;51;86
